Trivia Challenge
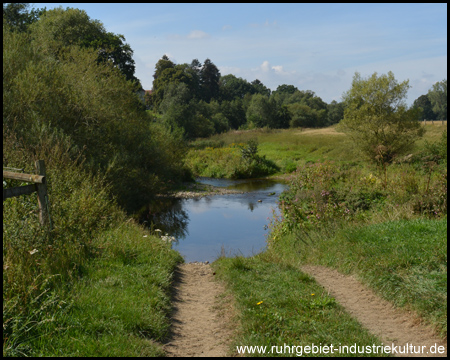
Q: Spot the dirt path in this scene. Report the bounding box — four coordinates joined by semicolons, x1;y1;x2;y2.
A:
301;265;447;357
164;263;233;357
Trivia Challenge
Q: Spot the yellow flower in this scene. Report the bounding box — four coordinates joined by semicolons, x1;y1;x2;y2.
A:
311;293;315;296
257;301;263;305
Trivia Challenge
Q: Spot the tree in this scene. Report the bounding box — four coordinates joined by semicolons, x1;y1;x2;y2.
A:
327;100;345;125
428;79;447;120
200;58;220;102
412;94;437;121
29;7;138;83
3;3;45;32
338;71;424;164
219;74;254;102
251;79;271;96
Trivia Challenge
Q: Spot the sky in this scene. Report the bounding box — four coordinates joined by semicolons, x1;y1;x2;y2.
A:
34;3;447;105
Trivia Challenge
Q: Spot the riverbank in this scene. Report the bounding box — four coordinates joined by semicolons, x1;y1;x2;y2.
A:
165;180;245;199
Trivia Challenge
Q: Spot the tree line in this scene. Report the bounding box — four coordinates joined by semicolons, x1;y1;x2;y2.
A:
3;4;447;185
146;55;347;139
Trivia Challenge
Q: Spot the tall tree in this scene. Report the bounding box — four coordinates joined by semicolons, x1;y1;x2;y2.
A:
29;7;138;83
219;74;254;102
251;79;271;96
428;79;447;120
200;58;220;102
412;94;437;121
338;71;424;163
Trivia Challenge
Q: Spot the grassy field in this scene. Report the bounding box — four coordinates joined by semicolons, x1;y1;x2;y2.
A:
188;124;447;175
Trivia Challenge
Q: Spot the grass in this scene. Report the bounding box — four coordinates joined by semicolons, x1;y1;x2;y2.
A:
269;218;447;337
3;132;184;356
208;123;447;355
4;222;183;356
212;252;388;357
189;123;447;174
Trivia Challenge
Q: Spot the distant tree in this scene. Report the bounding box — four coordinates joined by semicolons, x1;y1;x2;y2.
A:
412;94;437;121
220;99;246;129
273;84;298;95
338;71;424;164
251;79;271;96
200;58;221;102
219;74;254;102
246;94;290;129
327;100;345;125
287;103;326;128
428;79;447;120
152;65;193;109
153;55;175;81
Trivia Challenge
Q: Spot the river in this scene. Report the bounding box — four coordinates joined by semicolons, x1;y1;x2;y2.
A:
145;178;288;263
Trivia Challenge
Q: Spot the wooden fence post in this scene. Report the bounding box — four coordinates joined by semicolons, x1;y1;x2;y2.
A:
35;160;49;227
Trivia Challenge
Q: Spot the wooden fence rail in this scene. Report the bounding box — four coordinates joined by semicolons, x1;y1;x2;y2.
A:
3;160;50;227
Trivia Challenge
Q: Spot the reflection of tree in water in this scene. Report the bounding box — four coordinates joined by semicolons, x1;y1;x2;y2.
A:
140;197;189;240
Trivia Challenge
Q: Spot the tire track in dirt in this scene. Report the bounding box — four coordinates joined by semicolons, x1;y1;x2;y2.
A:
164;263;233;357
301;265;447;357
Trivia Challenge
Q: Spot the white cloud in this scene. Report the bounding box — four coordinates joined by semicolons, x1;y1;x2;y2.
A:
187;30;209;39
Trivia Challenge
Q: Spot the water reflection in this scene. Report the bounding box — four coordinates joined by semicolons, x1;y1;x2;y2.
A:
142;197;189;240
143;178;288;263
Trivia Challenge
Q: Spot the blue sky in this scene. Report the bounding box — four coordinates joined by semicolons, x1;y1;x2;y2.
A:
35;3;447;105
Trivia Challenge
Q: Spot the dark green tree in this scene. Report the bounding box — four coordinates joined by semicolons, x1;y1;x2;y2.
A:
327;100;345;125
3;3;45;32
200;58;221;102
412;94;437;121
219;74;254;102
251;79;271;96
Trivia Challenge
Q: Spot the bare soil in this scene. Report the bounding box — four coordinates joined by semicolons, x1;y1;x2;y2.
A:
301;265;447;357
164;263;234;357
162;262;446;357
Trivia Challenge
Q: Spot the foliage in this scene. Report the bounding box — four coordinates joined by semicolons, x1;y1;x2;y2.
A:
413;94;438;121
185;141;279;179
3;3;45;32
428;79;447;120
4;20;188;212
29;7;138;83
338;71;425;164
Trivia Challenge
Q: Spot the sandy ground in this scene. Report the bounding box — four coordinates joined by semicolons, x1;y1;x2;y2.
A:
301;265;447;357
163;262;446;357
164;263;234;357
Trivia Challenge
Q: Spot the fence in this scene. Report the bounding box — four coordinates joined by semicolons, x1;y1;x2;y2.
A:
3;160;50;227
422;120;447;125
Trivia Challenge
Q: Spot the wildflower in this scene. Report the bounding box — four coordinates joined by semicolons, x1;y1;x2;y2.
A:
29;249;38;255
311;294;315;296
257;301;263;305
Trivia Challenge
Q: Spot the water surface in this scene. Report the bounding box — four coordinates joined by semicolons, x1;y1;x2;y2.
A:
147;178;287;262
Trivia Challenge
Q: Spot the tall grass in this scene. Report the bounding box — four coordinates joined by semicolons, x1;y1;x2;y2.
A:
3;132;183;356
